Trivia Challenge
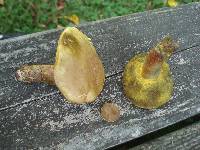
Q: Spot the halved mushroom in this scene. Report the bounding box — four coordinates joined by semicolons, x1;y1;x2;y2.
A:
16;27;105;104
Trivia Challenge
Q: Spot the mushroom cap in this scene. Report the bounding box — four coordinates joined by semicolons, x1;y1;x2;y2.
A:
123;53;173;109
54;27;105;104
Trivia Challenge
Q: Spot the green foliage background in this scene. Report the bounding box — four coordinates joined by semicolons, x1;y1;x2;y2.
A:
0;0;199;33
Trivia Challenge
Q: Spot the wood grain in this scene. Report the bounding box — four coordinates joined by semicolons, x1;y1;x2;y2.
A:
0;2;200;109
133;121;200;150
0;2;200;149
1;45;200;149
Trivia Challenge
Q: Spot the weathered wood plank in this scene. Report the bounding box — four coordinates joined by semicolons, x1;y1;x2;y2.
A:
0;3;200;109
1;45;200;149
133;120;200;150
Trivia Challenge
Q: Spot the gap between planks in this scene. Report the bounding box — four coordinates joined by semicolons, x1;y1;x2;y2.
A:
113;113;200;149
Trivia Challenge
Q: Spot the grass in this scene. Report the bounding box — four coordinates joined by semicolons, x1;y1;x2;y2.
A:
0;0;199;33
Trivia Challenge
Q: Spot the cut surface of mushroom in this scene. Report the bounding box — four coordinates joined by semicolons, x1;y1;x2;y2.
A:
54;27;105;104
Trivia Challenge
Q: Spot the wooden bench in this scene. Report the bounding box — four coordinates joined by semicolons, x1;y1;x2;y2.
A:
0;2;200;149
133;119;200;150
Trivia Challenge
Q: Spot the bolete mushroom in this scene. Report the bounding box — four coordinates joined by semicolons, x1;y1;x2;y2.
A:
16;27;105;104
123;36;178;109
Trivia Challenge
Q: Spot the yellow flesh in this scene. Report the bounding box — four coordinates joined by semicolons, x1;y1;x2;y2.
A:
54;27;105;104
123;54;173;109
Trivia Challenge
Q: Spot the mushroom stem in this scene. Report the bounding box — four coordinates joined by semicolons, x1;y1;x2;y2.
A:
16;65;55;85
155;36;179;60
142;36;178;79
142;50;164;79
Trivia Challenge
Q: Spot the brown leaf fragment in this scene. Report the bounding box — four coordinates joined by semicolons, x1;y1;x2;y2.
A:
0;0;4;5
101;103;120;122
57;0;65;10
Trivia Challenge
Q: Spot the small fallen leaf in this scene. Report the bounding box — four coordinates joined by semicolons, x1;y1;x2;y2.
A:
38;24;46;28
65;14;80;25
31;3;37;24
101;103;120;122
57;24;65;29
167;0;178;7
0;0;4;5
57;0;65;10
147;0;153;10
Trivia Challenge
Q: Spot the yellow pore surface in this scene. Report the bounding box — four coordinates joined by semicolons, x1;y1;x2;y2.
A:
123;54;173;109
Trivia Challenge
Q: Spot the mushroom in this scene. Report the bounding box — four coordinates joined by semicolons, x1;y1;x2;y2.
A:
123;36;178;109
16;27;105;104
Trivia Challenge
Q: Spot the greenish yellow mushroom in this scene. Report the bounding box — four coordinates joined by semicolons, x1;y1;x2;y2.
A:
123;36;178;109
